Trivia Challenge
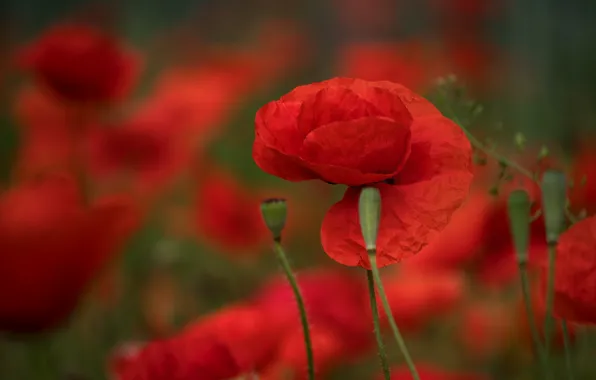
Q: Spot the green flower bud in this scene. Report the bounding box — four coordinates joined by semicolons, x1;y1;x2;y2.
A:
540;170;567;244
358;187;382;252
260;198;287;241
507;190;531;264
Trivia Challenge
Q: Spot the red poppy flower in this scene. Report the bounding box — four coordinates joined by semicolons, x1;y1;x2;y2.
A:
85;110;187;198
18;23;140;103
383;364;489;379
193;169;269;255
115;334;241;380
0;175;139;332
253;78;472;268
260;78;473;267
542;215;596;324
182;304;280;372
252;270;373;356
259;326;346;380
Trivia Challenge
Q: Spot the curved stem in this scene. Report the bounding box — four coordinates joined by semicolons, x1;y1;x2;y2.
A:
368;253;420;380
367;270;390;380
445;103;579;224
562;320;575;380
272;240;314;380
544;243;557;361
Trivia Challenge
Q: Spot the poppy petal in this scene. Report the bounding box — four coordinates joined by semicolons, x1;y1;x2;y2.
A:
322;170;472;269
549;215;596;324
300;116;411;186
281;77;358;101
296;87;383;135
252;138;317;181
254;100;304;155
396;114;472;185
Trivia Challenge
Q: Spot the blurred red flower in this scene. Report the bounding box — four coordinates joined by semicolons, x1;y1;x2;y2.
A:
383;364;489;379
18;23;140;103
193;169;269;255
253;78;473;268
381;268;465;332
139;64;251;149
85;110;188;198
182;304;280;372
253;270;372;356
259;326;346;380
114;334;241;380
337;41;443;92
253;270;373;378
0;175;139;332
542;215;596;324
459;300;514;359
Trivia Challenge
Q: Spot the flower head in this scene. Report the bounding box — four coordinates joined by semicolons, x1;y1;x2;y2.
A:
253;77;473;268
18;23;139;103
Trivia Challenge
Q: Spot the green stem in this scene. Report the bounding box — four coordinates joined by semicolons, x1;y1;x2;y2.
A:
519;262;549;377
368;253;420;380
367;270;390;380
272;240;314;380
443;102;535;179
446;103;579;224
544;243;557;361
562;320;575;380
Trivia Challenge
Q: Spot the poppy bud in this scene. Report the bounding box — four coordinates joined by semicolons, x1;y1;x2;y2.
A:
260;198;287;241
358;187;381;252
541;170;567;244
507;190;531;264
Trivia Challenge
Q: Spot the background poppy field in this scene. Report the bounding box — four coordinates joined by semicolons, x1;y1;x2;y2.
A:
1;0;596;379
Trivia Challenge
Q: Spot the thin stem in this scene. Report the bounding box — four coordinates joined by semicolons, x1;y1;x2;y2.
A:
368;253;420;380
367;270;390;380
272;240;314;380
445;103;534;179
544;243;557;361
562;320;575;380
519;262;549;377
446;103;580;224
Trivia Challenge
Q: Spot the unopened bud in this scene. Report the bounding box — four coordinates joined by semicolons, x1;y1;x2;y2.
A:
514;132;527;151
358;187;382;252
507;190;531;264
541;170;567;244
260;198;287;241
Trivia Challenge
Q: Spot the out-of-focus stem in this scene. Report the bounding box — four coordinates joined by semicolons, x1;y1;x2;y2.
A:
367;270;390;380
544;243;557;361
368;253;420;380
519;262;548;377
272;239;314;380
562;320;575;380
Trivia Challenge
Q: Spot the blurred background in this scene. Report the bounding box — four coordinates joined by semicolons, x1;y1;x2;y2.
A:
1;0;596;379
